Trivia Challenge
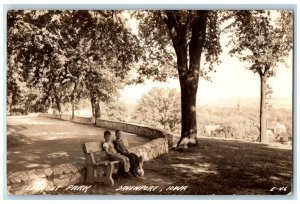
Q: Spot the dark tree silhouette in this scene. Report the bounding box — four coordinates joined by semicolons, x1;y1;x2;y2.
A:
135;11;222;147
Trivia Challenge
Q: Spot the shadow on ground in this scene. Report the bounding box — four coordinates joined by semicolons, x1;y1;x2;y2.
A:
7;116;151;172
7;116;292;195
50;138;292;195
144;138;292;195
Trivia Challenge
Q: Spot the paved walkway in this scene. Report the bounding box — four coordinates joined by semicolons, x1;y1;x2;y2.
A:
7;116;151;172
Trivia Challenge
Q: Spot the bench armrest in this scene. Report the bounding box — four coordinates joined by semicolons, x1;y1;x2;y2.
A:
93;160;120;166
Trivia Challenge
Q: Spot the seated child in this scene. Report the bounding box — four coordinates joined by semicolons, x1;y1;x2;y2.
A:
113;130;144;177
102;130;130;174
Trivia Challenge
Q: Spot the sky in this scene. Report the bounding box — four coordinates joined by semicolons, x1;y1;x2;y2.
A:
120;53;292;106
120;12;293;106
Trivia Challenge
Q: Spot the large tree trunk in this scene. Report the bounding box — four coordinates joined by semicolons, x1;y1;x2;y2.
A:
177;78;198;147
164;11;208;148
259;74;267;143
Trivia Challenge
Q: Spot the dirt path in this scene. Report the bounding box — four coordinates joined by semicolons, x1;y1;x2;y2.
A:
7;116;151;172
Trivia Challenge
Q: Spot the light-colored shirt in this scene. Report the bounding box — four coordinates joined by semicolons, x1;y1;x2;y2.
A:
103;141;117;155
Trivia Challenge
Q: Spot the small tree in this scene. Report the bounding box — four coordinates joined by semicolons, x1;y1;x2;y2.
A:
132;88;181;133
225;10;292;142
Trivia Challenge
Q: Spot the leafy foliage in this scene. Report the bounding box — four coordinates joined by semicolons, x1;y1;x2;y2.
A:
7;10;142;115
135;10;222;82
223;10;293;142
132;88;181;133
224;10;292;77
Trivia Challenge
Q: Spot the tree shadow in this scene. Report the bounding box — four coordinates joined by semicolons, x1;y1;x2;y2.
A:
7;125;31;148
142;138;292;195
7;126;151;172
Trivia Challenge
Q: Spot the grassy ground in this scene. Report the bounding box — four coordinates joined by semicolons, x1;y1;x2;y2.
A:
50;137;292;195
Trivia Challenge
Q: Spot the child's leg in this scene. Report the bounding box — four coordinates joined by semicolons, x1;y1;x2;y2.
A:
107;154;130;172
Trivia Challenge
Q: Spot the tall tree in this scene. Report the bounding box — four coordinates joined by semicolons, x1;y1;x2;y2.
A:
225;10;292;142
135;11;222;147
7;10;142;117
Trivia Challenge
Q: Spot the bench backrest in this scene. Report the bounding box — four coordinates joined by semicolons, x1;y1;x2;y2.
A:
83;142;103;153
82;142;106;165
82;139;129;165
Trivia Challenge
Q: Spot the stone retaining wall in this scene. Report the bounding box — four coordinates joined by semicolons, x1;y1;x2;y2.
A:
131;138;169;161
72;116;95;125
9;114;174;195
96;119;163;138
7;163;83;195
96;119;174;147
38;114;173;147
38;113;61;119
60;114;72;121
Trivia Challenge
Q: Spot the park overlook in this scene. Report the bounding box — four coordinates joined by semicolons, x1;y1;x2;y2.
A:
7;10;293;195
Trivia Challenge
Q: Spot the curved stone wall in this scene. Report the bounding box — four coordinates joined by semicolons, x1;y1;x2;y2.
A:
72;116;95;125
95;119;173;147
38;114;174;147
6;114;175;194
130;138;169;161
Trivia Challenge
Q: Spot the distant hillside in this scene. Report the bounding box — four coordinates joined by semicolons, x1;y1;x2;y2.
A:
197;97;292;109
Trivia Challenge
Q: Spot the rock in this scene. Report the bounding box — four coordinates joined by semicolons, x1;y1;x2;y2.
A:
68;165;78;173
59;174;69;179
19;172;29;182
34;169;46;178
61;164;71;174
52;166;63;175
44;168;53;177
28;170;39;180
9;176;21;184
7;185;11;193
53;178;70;187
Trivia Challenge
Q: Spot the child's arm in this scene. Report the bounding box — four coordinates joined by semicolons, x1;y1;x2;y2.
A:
122;140;132;153
103;143;116;157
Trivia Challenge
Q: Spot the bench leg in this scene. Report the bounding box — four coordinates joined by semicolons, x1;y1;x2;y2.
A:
85;166;95;184
137;156;145;176
104;163;115;186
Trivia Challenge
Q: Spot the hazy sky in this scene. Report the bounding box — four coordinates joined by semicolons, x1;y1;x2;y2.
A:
120;53;292;105
120;13;293;106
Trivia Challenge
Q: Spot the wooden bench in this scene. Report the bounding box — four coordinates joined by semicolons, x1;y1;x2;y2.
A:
82;141;121;186
82;139;144;186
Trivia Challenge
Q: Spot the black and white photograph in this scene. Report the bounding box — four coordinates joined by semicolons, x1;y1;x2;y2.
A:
5;8;294;196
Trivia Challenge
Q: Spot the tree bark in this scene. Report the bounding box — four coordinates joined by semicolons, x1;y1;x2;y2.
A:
95;99;101;119
9;95;13;115
177;78;198;147
71;98;75;119
54;95;61;113
259;74;267;143
164;11;208;148
90;96;101;119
